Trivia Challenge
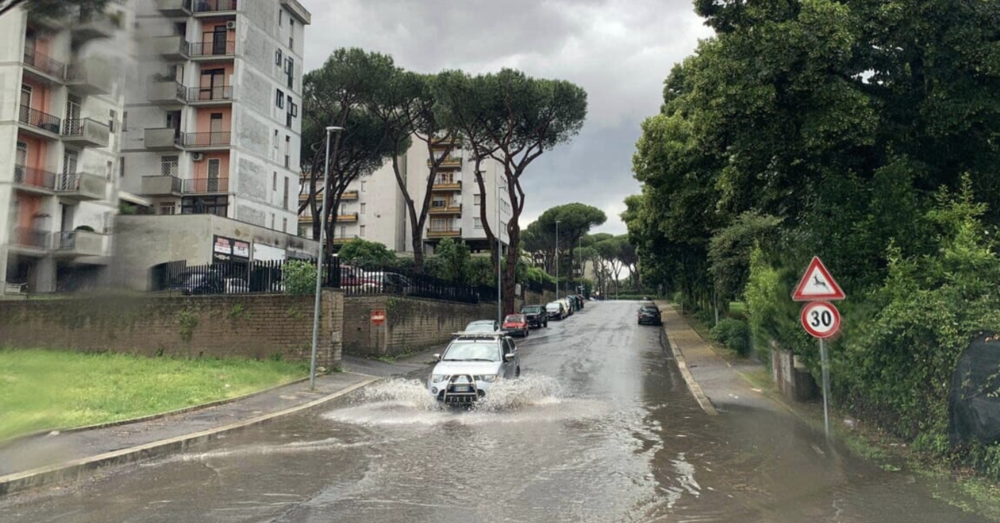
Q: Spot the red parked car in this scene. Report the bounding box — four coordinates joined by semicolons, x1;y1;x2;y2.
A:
502;314;530;337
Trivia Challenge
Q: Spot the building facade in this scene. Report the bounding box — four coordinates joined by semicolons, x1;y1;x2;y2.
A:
121;0;309;235
300;138;513;255
0;3;130;293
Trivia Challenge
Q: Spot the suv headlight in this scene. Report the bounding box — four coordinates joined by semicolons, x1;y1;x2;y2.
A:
476;374;498;383
431;374;449;382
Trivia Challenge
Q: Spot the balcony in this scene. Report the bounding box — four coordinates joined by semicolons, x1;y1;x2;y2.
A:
193;0;237;15
144;128;184;150
333;235;358;245
184;131;231;150
429;204;463;215
182;177;229;194
147;80;186;105
150;36;190;61
67;58;115;96
22;50;67;83
13;165;56;194
427;227;462;238
156;0;193;16
71;10;120;45
337;213;359;223
432;180;462;192
428;157;463;169
300;189;358;203
18;105;62;138
188;40;236;60
141;175;183;196
56;230;110;258
12;228;52;252
342;190;359;201
62;118;111;148
56;172;109;201
187;85;234;105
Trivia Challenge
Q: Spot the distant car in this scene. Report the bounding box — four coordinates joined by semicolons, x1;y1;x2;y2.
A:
638;305;662;326
560;298;574;316
363;271;411;295
170;271;224;295
520;304;549;328
502;314;530;337
224;277;250;294
546;301;566;321
464;319;500;333
428;332;520;405
576;295;586;309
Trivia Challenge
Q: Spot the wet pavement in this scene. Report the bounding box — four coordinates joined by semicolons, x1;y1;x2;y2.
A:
0;301;991;522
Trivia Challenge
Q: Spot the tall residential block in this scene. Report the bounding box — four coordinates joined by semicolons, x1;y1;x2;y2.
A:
0;4;130;293
122;0;310;235
299;138;512;255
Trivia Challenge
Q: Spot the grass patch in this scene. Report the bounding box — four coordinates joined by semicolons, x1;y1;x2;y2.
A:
0;348;307;441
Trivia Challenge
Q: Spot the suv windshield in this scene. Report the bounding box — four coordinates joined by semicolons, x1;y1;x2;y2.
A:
442;341;501;362
522;306;543;313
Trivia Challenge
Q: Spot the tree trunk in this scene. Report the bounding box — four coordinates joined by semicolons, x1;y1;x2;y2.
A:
503;223;519;315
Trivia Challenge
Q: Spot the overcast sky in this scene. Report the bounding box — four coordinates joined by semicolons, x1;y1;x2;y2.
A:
298;0;713;235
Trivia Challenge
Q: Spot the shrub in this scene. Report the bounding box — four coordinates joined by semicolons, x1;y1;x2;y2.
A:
710;318;752;356
282;260;316;295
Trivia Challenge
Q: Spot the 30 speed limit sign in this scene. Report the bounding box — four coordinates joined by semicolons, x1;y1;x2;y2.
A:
800;301;841;339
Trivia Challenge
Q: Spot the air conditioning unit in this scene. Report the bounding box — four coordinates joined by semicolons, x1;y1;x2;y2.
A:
192;152;205;161
226;21;236;30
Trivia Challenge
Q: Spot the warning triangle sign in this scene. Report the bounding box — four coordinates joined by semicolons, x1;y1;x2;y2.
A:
792;257;846;301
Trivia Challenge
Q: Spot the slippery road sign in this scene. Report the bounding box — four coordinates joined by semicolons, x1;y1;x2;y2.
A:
792;257;846;302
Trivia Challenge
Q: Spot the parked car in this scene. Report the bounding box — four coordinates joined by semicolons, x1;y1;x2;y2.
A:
560;298;574;316
464;319;500;333
363;271;411;295
169;271;225;295
502;314;530;337
638;304;662;326
521;305;549;328
577;294;586;308
224;278;250;294
546;301;566;320
428;332;520;404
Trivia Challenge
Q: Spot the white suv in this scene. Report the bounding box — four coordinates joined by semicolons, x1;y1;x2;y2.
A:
428;332;521;404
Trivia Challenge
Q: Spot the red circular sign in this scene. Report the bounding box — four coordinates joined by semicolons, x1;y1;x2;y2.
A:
800;301;841;339
370;309;386;325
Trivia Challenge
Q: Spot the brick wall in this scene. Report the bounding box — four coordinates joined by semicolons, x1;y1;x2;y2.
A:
0;291;344;367
342;296;495;357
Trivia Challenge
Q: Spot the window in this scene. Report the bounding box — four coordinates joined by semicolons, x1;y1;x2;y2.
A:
339;225;346;238
432;197;446;208
279;9;283;26
275;49;282;66
119;157;125;178
474;218;483;229
123;111;127;132
284;135;291;168
283;177;289;209
474;194;482;206
107;161;114;180
360;225;366;237
285;57;294;89
109;110;116;132
274;129;279;150
283;217;288;232
271;213;275;229
160;203;175;215
272;171;277;191
360;203;366;215
161;156;179;176
286;95;294;127
361;181;367;192
276;89;284;109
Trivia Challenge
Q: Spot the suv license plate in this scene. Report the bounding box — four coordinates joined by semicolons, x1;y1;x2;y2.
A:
454;386;471;392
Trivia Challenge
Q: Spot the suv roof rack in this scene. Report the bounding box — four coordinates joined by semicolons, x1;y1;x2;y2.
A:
451;331;506;339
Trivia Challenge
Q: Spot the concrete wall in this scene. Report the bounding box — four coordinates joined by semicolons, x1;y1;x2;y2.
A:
0;290;344;367
342;295;495;357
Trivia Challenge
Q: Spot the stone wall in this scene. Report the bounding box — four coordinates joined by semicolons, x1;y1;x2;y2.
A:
0;291;344;367
343;296;494;357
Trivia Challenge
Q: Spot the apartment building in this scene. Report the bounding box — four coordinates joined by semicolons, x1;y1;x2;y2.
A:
0;3;130;293
300;138;512;255
121;0;309;235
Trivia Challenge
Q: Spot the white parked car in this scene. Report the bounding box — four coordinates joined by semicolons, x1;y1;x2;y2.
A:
428;332;521;404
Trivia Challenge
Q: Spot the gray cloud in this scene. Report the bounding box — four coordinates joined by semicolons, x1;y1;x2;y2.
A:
300;0;713;235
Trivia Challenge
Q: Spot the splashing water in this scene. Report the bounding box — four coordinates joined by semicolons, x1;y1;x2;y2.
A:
473;374;565;412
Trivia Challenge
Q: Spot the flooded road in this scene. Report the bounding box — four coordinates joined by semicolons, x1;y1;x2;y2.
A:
0;301;990;522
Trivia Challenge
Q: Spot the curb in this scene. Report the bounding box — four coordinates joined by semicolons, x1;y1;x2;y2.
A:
0;375;379;497
0;375;312;449
657;303;719;416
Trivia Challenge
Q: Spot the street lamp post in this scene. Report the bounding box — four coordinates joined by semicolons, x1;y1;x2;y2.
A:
555;220;560;301
497;179;505;325
310;125;344;390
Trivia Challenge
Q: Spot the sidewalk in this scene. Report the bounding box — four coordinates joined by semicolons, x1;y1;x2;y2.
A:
657;302;779;414
0;351;437;496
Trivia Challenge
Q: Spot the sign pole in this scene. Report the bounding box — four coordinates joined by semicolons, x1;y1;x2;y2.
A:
820;338;831;439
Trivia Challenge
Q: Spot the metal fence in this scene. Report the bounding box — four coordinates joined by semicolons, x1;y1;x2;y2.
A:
341;263;497;304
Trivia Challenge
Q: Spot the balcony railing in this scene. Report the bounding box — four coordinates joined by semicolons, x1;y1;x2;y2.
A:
56;172;109;201
193;0;237;13
13;228;52;250
337;213;359;222
187;86;234;102
427;227;462;238
156;0;193;15
188;40;236;58
18;105;62;134
13;165;57;191
432;180;462;191
150;36;190;59
184;131;231;148
141;174;183;195
22;50;67;80
62;118;111;148
182;177;229;194
429;204;463;214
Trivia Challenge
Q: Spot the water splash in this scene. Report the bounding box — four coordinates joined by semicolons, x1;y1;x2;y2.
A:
474;375;565;412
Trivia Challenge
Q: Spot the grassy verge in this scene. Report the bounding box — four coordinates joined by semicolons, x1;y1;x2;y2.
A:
0;348;308;441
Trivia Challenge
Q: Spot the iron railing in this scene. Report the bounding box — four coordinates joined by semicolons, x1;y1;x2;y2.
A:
193;0;237;13
340;263;497;304
188;40;236;58
13;165;57;190
160;257;338;295
18;105;62;134
184;131;231;148
62;118;110;138
22;50;67;79
56;173;79;192
187;85;233;102
182;177;229;193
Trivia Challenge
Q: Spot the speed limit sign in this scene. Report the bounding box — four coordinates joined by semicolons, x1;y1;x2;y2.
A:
800;301;841;339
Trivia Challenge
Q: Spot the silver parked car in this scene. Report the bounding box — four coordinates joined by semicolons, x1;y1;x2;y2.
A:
463;319;500;333
428;332;521;404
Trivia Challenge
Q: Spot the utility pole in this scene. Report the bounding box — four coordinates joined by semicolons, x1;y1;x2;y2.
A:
555;220;560;301
496;178;505;325
310;126;344;390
